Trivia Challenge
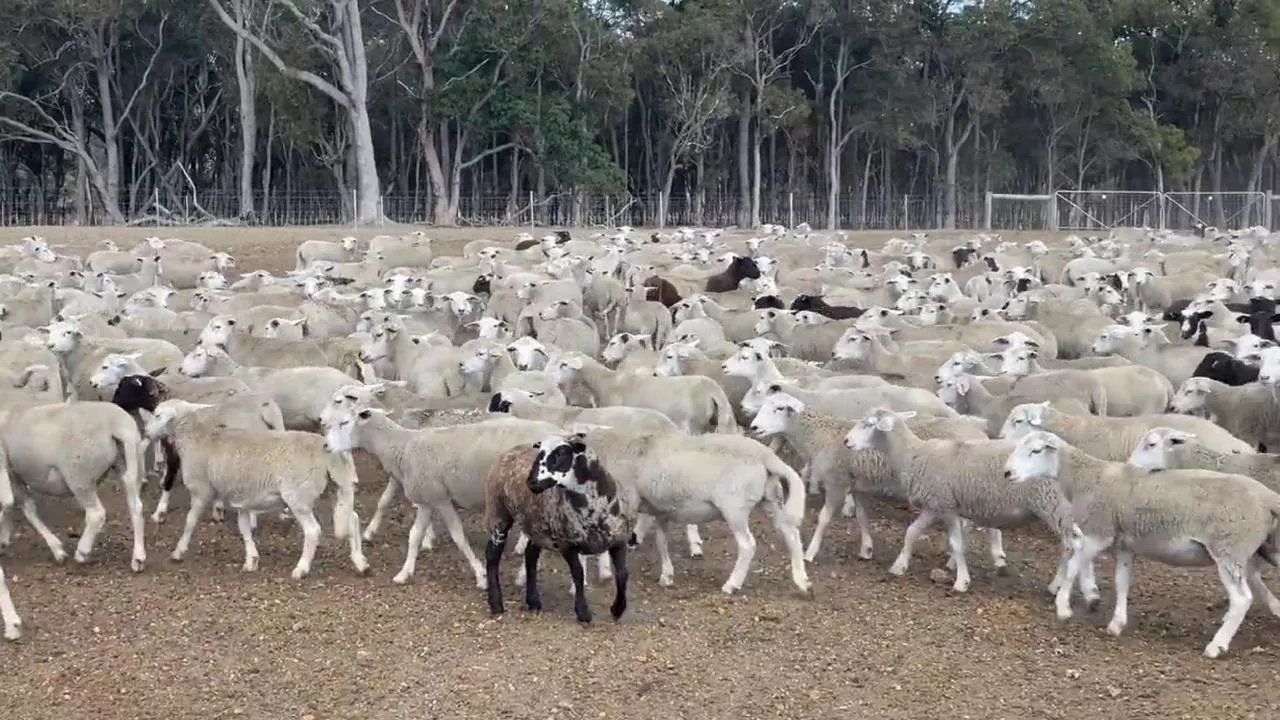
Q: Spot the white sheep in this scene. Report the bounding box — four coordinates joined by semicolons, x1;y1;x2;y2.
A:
581;426;811;595
1005;430;1280;659
322;405;562;587
1;402;147;571
845;407;1077;594
143;399;369;579
1169;376;1280;452
1000;400;1254;459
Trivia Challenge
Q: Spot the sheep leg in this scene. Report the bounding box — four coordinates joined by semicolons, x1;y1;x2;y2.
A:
1105;548;1134;636
18;495;66;563
0;566;19;641
0;501;12;549
513;532;531;587
344;509;370;575
685;524;704;558
946;516;971;593
1055;532;1107;621
210;501;226;523
631;514;653;546
434;503;487;589
418;510;436;550
1246;556;1280;617
523;544;543;613
607;544;630;620
393;505;432;585
986;528;1008;575
362;477;401;542
1204;560;1253;659
594;551;614;583
720;512;757;595
485;520;511;615
890;509;938;577
68;485;107;566
236;511;260;572
803;481;842;562
841;493;857;517
562;550;592;623
654;522;676;587
290;507;323;580
1077;558;1102;610
766;496;812;595
170;493;212;562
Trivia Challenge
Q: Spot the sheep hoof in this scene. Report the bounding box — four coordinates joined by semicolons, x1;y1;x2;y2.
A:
857;548;874;561
360;530;376;543
525;601;542;613
888;560;909;577
689;547;704;558
169;551;185;562
51;548;67;564
130;555;145;573
719;582;740;595
242;558;259;572
994;564;1011;577
951;578;970;593
3;623;19;641
73;551;90;565
659;574;674;587
1056;607;1074;622
291;566;309;580
1106;620;1126;636
391;572;411;585
1203;643;1228;659
474;576;488;590
150;512;165;524
352;558;371;576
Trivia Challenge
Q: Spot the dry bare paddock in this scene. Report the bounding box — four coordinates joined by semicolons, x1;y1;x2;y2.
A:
0;225;1276;720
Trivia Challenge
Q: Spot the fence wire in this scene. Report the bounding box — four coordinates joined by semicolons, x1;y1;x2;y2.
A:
0;189;990;230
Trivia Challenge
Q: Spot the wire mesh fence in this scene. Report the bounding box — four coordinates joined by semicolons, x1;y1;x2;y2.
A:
0;188;991;231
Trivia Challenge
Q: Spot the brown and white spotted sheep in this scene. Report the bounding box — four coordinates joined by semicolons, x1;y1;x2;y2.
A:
484;435;638;623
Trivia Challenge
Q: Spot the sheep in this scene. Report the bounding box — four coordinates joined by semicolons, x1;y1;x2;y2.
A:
549;351;737;434
143;399;368;578
0;566;18;641
580;426;810;595
1169;377;1280;451
322;405;562;586
1004;430;1280;659
1128;427;1280;493
1;401;147;571
1000;400;1254;460
640;276;682;307
1192;351;1260;385
488;389;678;433
1090;324;1211;388
111;373;286;522
843;407;1078;593
742;378;957;422
748;392;991;563
484;435;638;623
754;308;857;361
789;294;864;319
997;347;1173;417
296;237;360;271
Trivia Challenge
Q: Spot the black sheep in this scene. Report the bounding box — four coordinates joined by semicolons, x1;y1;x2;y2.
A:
1192;351;1260;386
704;256;761;293
789;294;864;319
753;295;786;310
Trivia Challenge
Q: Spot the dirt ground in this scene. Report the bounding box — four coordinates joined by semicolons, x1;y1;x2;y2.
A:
0;225;1277;720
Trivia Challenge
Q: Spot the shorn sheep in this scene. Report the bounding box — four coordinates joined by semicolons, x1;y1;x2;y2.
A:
1004;430;1280;659
484;434;639;623
143;399;369;579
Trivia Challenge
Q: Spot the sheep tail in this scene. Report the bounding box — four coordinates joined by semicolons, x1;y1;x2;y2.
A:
710;391;738;434
762;451;805;530
326;451;359;541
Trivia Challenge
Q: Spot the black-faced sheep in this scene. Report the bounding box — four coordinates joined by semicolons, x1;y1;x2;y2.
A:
642;276;683;307
1192;351;1260;386
754;295;786;310
484;434;638;623
789;294;864;319
704;256;761;293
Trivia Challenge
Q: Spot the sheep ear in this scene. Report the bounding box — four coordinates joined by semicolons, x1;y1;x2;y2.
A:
1236;314;1251;324
148;367;165;377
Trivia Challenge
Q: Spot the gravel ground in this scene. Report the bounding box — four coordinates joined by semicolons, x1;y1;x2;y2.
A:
0;226;1278;719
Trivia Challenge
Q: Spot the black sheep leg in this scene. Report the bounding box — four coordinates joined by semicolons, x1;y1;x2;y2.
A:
484;523;510;616
562;550;592;623
607;544;629;621
523;544;543;612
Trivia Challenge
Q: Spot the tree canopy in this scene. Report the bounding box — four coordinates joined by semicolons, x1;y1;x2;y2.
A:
0;0;1277;228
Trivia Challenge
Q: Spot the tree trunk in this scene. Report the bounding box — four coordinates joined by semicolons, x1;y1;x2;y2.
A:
736;102;751;227
233;0;257;218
